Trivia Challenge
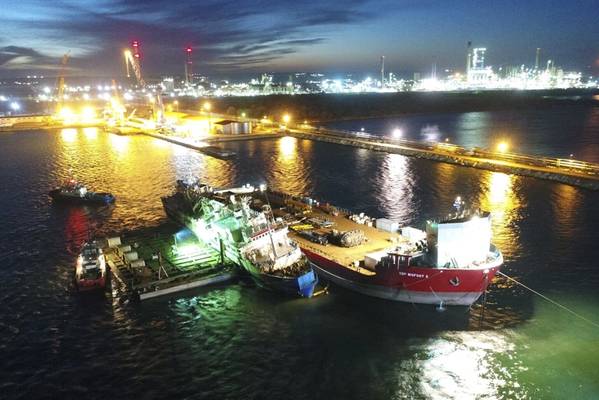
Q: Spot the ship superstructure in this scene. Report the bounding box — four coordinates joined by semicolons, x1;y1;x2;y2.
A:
162;180;318;297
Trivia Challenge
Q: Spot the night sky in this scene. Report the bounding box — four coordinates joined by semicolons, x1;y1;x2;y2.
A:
1;0;598;78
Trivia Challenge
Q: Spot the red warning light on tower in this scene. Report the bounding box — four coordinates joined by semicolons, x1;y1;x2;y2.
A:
185;46;193;84
132;40;141;59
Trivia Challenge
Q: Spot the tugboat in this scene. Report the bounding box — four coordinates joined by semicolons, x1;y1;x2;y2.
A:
162;180;318;298
75;241;107;291
49;179;115;204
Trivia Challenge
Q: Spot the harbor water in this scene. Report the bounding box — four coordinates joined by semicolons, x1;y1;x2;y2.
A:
1;106;599;399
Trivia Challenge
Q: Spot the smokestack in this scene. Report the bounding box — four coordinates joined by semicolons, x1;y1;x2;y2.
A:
466;41;472;75
535;47;541;70
185;46;193;85
380;55;385;88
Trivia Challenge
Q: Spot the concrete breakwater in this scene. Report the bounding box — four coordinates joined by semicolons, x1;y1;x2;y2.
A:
137;125;599;190
287;129;599;190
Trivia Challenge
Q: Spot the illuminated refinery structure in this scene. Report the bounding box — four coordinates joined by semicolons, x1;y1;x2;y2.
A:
4;41;595;117
185;46;193;86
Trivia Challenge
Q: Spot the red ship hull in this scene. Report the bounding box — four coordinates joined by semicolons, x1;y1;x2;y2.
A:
302;248;501;306
76;276;106;292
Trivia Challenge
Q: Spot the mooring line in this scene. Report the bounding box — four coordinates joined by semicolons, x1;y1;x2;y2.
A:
497;271;599;329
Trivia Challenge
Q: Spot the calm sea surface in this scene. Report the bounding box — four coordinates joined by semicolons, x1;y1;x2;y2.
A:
1;105;599;399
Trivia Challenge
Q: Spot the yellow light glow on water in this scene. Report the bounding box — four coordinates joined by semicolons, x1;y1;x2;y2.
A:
269;135;309;193
479;171;520;255
552;184;581;226
279;136;297;159
488;172;511;205
109;134;129;154
83;127;98;139
61;128;78;142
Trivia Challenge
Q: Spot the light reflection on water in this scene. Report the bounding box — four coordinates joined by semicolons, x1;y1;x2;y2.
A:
374;154;415;223
266;135;313;194
417;331;516;399
60;128;78;143
83;127;98;139
479;171;522;258
108;133;130;154
1;124;599;399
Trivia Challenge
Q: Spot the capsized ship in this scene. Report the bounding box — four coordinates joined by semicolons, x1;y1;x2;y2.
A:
252;191;503;307
161;180;318;298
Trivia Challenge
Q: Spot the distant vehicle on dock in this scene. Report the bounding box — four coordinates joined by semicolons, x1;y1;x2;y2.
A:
161;179;318;298
252;191;503;308
75;241;107;292
49;179;115;205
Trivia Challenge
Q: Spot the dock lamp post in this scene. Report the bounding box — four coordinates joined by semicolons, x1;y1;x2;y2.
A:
282;113;291;130
496;141;509;153
203;102;212;134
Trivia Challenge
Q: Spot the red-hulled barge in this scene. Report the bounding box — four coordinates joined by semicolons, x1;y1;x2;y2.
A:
253;191;503;307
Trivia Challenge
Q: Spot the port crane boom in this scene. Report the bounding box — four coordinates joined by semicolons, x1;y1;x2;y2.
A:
56;52;70;112
123;50;145;87
122;42;164;126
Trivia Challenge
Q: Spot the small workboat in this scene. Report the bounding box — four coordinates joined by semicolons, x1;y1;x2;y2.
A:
49;179;115;205
75;241;107;291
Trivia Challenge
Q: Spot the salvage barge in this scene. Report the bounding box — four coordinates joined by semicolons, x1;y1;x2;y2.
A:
98;224;235;300
249;190;503;307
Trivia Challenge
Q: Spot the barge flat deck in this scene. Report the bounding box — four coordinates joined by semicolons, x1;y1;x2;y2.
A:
100;224;236;300
253;191;411;272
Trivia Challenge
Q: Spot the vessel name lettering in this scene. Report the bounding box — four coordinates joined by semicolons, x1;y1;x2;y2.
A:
398;271;428;279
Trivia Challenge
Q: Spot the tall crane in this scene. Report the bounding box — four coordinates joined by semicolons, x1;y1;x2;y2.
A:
56;52;70;113
124;48;145;87
123;41;164;126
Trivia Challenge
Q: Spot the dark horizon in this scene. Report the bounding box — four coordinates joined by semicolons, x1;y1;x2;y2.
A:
1;0;599;79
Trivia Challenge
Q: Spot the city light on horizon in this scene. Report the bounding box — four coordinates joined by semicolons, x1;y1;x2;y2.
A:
1;1;598;80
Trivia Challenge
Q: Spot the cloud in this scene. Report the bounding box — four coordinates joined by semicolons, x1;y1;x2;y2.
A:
4;0;595;77
0;0;384;76
0;46;57;69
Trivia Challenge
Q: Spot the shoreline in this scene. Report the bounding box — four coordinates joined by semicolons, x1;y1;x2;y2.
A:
175;88;599;123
